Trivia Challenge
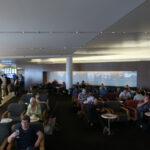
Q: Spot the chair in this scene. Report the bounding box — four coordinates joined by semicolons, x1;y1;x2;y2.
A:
0;123;10;150
101;93;119;101
40;103;49;125
1;103;27;123
7;122;45;150
124;100;139;121
40;94;48;102
19;94;34;104
104;101;130;122
72;93;79;105
80;101;110;122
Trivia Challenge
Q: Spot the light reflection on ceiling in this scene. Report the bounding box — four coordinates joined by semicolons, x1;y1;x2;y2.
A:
29;53;150;64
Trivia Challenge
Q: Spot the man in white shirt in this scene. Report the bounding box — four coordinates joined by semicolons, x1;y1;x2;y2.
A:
119;88;131;100
133;90;144;101
78;88;88;104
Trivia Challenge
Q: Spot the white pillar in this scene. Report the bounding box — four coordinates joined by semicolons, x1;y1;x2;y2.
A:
66;57;72;90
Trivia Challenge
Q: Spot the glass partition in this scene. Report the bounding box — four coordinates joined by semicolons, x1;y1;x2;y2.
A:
48;71;137;87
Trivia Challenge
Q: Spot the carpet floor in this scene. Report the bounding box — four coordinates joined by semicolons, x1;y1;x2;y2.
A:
45;95;150;150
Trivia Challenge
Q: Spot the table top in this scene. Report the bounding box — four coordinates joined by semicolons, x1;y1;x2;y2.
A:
83;101;88;104
0;118;13;123
144;111;150;117
30;117;39;122
25;102;29;105
30;115;40;122
101;113;118;119
119;101;124;104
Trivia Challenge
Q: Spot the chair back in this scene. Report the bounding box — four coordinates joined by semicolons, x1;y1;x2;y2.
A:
124;100;139;121
104;101;121;112
124;100;138;108
102;93;119;101
40;94;47;102
8;103;27;117
40;103;47;112
21;94;34;104
0;123;10;145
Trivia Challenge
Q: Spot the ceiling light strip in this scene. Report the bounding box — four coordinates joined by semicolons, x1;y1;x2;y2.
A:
0;31;149;34
0;31;97;34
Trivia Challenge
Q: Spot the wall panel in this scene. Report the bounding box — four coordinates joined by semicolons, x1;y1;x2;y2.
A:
23;61;150;89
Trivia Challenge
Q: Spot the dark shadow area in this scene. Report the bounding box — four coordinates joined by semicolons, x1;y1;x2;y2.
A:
45;95;150;150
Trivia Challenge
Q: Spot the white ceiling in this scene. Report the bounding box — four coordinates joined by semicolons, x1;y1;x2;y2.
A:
0;0;147;66
76;0;150;62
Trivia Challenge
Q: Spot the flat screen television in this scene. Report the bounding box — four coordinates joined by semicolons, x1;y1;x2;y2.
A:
5;73;16;79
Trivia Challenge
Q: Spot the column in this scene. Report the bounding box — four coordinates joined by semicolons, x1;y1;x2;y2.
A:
66;57;72;90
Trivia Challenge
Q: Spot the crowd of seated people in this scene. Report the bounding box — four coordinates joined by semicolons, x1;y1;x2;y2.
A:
83;97;110;134
10;81;150;137
71;82;150;133
72;88;112;134
2;79;150;149
0;83;61;149
1;80;63;149
0;97;45;149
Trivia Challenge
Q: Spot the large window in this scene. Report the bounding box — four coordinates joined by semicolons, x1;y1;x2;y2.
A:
48;71;137;87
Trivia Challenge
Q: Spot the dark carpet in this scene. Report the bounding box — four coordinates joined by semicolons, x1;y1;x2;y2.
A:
45;95;150;150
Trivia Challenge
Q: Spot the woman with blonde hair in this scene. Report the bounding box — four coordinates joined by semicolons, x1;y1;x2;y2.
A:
26;97;42;120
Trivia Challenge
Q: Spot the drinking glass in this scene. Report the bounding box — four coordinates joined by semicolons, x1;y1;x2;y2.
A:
15;129;20;138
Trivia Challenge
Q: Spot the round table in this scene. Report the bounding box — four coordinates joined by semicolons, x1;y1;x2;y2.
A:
119;100;124;104
144;111;150;117
0;118;13;123
101;113;118;135
83;101;88;104
30;117;40;123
